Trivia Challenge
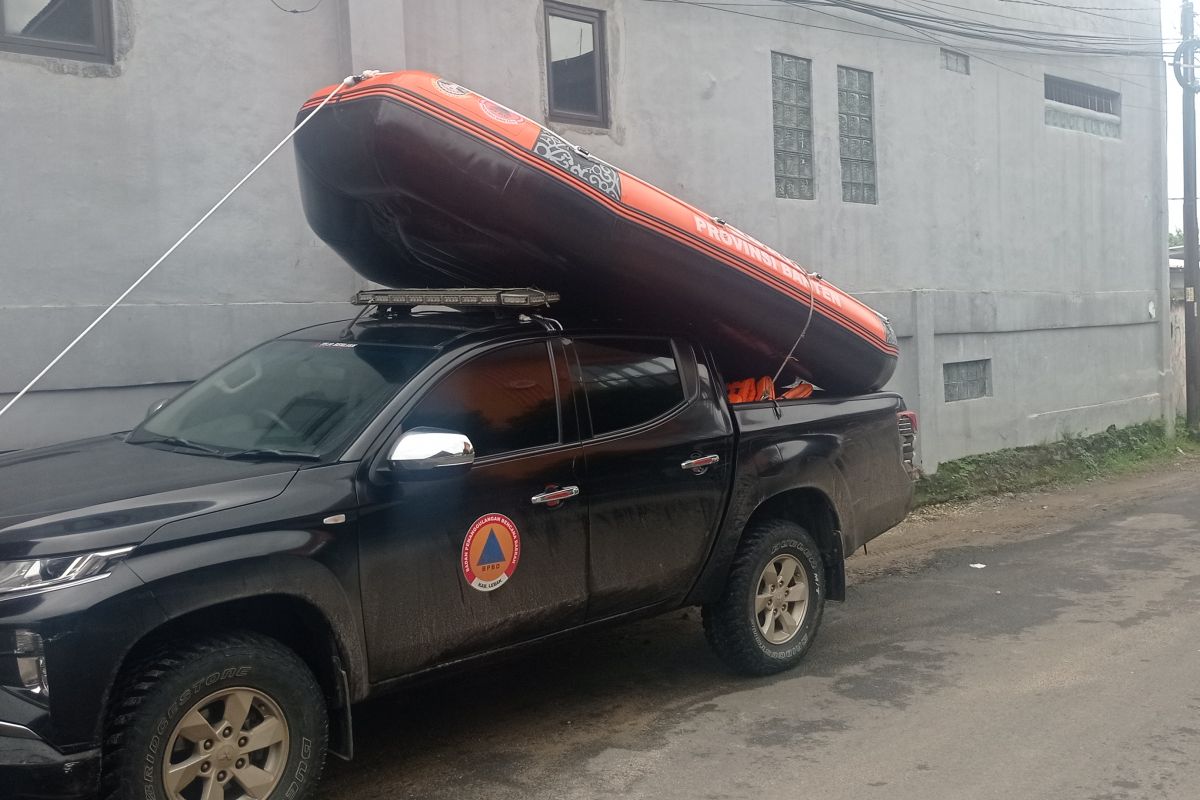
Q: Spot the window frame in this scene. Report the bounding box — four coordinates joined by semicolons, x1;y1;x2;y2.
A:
543;0;610;128
943;358;993;402
569;336;689;441
940;48;970;75
1044;75;1120;117
0;0;114;63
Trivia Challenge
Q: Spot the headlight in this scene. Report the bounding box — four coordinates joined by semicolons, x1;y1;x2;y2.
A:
0;546;134;599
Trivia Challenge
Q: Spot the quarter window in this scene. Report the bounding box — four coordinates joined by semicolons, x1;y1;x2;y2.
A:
0;0;113;63
573;339;685;436
544;1;609;126
404;343;561;458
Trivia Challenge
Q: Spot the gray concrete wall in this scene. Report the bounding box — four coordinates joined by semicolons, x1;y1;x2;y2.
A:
1;0;1171;471
0;0;362;450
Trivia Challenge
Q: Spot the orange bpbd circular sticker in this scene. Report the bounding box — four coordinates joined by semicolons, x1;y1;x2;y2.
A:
462;514;521;592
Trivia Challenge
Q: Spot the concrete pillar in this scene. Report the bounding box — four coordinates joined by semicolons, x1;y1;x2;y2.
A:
911;289;941;474
347;0;408;74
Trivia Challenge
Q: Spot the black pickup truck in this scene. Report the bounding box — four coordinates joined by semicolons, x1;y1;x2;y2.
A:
0;293;915;800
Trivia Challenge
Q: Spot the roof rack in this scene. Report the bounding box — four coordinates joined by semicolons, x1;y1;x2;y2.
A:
351;288;560;309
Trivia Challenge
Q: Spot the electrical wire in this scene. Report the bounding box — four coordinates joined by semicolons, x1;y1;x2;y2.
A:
780;0;1171;54
911;0;1160;28
646;0;1174;56
0;73;374;426
646;0;1168;112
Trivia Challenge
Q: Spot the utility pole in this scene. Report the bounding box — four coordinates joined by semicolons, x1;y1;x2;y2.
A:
1176;5;1200;431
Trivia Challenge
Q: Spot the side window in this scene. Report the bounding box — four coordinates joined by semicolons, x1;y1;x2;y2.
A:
573;338;685;437
404;342;560;458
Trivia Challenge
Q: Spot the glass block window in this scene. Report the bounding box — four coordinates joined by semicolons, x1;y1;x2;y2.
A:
1044;75;1120;139
940;48;969;75
772;52;814;200
943;359;992;402
837;66;876;204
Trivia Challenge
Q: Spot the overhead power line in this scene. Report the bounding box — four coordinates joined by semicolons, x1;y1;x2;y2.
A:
775;0;1171;55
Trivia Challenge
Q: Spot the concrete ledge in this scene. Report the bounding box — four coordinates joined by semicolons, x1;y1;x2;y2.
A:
856;290;1161;339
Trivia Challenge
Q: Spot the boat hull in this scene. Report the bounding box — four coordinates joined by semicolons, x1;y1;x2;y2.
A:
294;72;898;393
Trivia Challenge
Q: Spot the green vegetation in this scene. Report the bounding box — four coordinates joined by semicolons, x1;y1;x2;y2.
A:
1170;227;1184;248
914;420;1200;507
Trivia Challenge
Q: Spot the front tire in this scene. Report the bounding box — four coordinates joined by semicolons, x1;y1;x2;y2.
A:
703;519;826;675
103;632;328;800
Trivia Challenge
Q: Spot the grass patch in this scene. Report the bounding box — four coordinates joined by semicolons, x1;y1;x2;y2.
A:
914;420;1200;507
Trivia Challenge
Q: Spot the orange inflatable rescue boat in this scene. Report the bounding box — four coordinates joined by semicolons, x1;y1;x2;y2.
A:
293;71;898;394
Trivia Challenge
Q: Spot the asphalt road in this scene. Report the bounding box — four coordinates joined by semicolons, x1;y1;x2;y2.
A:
320;463;1200;800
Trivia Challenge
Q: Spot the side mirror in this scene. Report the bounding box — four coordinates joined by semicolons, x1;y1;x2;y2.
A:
388;427;475;478
146;398;171;419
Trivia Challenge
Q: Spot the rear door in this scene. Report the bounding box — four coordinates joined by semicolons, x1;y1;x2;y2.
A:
568;337;734;618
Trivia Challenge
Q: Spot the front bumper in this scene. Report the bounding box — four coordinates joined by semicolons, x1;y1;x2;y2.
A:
0;723;99;800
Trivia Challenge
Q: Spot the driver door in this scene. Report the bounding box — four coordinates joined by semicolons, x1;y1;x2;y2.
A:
355;339;588;679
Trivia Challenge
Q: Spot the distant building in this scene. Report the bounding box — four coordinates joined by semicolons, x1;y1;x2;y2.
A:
0;0;1171;470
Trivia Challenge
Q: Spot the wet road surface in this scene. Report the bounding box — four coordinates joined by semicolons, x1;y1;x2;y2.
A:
320;463;1200;799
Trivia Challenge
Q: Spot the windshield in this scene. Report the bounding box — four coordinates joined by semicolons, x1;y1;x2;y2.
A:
130;340;435;459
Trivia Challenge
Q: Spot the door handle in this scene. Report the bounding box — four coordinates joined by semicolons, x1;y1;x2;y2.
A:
531;486;581;505
681;454;720;472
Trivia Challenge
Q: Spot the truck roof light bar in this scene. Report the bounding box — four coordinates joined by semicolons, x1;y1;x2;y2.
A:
351;289;560;309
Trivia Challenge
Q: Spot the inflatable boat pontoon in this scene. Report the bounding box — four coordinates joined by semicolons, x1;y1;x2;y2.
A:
294;71;897;394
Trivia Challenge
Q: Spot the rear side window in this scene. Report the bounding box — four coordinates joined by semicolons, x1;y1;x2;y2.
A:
404;342;560;458
573;338;684;436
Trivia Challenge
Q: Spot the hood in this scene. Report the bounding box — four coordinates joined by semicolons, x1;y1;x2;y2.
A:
0;435;301;559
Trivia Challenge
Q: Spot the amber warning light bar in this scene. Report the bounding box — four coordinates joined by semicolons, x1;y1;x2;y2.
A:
351;289;560;309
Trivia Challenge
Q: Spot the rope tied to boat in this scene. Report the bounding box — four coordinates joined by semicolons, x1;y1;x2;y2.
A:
771;271;820;386
0;71;382;427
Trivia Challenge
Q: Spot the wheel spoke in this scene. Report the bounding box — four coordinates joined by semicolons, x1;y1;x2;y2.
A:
778;608;799;637
222;689;255;734
777;557;798;585
758;611;774;638
241;716;286;753
163;753;207;794
236;763;278;799
198;774;222;800
174;709;219;746
755;593;771;613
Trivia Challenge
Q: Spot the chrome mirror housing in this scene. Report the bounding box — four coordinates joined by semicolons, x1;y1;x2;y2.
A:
388;428;475;477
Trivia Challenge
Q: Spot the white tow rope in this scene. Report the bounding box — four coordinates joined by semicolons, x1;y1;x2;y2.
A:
0;71;379;425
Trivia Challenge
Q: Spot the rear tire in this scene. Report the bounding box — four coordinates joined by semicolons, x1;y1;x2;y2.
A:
103;631;328;800
703;519;826;675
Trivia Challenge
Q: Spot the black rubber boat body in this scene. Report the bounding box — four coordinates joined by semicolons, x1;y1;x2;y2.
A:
294;71;898;393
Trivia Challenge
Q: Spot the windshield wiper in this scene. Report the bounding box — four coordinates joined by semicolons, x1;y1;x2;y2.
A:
222;448;321;461
128;434;226;456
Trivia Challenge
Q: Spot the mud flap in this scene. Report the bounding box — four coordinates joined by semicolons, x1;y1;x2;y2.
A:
329;662;355;761
826;530;846;602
